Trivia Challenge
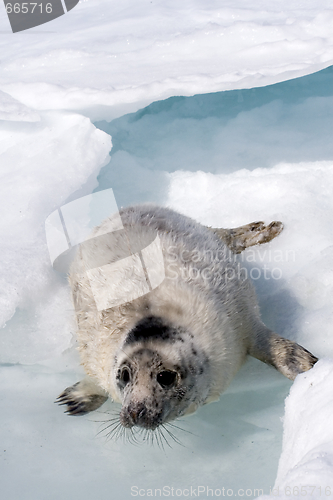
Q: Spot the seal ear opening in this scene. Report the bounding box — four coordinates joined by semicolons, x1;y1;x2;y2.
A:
248;326;318;380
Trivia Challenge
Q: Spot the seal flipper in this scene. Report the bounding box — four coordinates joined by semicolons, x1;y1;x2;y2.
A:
211;221;283;254
248;325;318;380
56;377;108;415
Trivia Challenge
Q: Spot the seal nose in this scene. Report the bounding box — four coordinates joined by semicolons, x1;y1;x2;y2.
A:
129;402;147;424
121;402;147;428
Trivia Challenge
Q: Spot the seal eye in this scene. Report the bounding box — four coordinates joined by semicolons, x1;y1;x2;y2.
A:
157;370;177;388
121;367;131;385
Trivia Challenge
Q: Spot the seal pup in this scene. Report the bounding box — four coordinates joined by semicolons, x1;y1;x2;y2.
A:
57;204;317;433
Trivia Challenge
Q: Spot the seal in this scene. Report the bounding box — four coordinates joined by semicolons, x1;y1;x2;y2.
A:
57;204;317;433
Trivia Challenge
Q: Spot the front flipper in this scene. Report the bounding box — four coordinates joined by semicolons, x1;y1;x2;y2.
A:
211;221;283;254
56;377;108;416
249;325;318;380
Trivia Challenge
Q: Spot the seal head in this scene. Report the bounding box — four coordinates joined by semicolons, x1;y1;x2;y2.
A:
114;316;211;430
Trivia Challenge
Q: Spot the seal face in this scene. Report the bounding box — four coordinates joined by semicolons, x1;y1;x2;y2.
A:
57;204;318;434
115;316;211;429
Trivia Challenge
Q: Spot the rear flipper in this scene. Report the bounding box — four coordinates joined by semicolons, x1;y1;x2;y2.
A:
249;326;318;380
56;377;108;415
211;221;283;254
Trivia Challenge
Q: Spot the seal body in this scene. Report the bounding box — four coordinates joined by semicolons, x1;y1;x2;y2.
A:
58;204;317;430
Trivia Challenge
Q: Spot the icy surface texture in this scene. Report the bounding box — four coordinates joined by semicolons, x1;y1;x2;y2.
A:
0;0;332;119
259;360;333;500
0;89;40;122
0;110;111;363
0;359;289;499
0;1;333;498
96;66;333;210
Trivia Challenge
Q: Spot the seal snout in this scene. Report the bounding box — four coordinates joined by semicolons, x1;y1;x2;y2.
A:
121;401;146;427
120;401;161;430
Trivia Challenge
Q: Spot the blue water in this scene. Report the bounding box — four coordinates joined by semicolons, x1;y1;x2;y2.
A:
94;66;333;207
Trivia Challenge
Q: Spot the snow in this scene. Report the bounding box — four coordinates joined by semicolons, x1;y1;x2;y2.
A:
0;109;111;362
0;0;333;498
259;360;333;500
0;89;40;122
1;0;333;120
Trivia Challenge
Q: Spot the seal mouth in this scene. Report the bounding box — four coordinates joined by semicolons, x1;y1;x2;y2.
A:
99;410;186;447
120;401;163;430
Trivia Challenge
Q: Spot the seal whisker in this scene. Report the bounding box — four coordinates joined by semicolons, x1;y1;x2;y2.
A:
93;408;120;417
143;428;152;446
96;421;119;437
157;426;172;450
161;424;184;447
94;415;121;425
104;422;122;439
128;427;141;446
151;428;162;450
104;427;120;441
114;422;126;442
97;417;124;441
166;421;196;437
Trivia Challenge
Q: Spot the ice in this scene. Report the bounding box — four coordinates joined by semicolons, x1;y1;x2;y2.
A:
1;68;332;497
259;360;333;500
0;359;288;499
0;1;333;120
0;89;40;122
0;112;111;363
0;0;333;498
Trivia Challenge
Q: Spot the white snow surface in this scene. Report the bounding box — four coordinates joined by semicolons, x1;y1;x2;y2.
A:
0;89;40;122
0;109;111;362
0;0;333;120
0;1;333;499
259;360;333;500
